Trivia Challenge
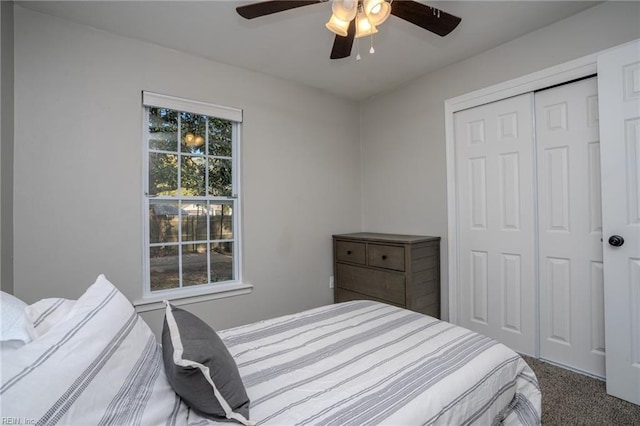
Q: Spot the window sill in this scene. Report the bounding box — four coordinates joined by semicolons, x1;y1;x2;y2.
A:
133;282;253;313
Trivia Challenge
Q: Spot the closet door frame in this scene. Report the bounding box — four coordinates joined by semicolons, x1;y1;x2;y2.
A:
445;52;600;325
446;41;640;400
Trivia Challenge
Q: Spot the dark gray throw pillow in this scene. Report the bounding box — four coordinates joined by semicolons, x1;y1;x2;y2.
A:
162;302;251;425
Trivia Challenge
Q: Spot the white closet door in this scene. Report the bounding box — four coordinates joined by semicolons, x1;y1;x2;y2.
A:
535;77;605;377
455;93;537;355
598;40;640;405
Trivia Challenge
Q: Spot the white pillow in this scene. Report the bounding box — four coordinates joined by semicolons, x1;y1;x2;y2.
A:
1;340;25;352
25;298;75;339
0;291;32;344
0;274;190;424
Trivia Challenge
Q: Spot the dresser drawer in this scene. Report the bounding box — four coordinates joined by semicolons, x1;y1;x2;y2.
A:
336;263;405;305
335;241;366;265
367;244;405;271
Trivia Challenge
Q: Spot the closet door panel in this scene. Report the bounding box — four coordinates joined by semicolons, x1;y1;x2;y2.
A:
501;253;522;332
455;94;536;355
536;77;605;377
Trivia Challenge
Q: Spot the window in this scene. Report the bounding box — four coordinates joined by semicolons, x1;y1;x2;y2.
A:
142;92;242;297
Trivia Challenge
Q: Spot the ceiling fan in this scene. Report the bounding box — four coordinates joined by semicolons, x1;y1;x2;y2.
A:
236;0;462;60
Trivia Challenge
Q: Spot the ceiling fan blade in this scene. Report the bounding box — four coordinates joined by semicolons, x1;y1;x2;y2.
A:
390;1;461;36
236;0;324;19
330;19;356;59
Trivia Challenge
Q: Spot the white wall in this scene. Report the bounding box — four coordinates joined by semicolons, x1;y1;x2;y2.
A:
13;2;640;333
12;6;362;334
359;1;640;321
1;1;3;292
0;1;14;294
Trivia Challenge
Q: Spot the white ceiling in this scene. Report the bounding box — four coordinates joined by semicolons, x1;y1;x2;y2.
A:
18;1;601;100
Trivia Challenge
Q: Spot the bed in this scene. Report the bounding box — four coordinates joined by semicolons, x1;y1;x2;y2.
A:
0;275;541;425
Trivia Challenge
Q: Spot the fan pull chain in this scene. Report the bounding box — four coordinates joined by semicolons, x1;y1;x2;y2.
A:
356;37;361;60
369;33;375;54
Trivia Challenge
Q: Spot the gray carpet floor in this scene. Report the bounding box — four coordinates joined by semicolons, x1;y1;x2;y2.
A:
522;356;640;425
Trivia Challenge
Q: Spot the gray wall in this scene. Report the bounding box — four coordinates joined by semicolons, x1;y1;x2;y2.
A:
0;1;14;294
10;2;640;333
359;1;640;321
12;6;362;335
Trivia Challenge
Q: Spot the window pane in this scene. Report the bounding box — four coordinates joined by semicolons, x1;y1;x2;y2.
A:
180;155;206;196
149;108;178;151
145;101;239;295
149;201;180;243
182;244;208;286
149;153;178;196
211;242;233;282
181;202;208;242
208;158;232;196
181;112;207;155
150;245;179;291
208;117;232;157
210;203;233;240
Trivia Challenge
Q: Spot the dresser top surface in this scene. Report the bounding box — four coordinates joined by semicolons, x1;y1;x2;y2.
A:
333;232;441;244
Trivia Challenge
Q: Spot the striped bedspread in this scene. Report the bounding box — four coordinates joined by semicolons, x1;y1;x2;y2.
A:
216;301;541;425
1;277;540;425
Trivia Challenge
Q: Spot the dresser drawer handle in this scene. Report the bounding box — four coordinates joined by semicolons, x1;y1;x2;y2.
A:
382;255;387;260
347;250;352;255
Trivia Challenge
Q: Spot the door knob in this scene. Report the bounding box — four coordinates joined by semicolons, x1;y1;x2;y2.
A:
608;235;624;247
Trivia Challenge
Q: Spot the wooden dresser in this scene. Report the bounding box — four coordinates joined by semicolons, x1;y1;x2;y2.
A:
333;233;441;318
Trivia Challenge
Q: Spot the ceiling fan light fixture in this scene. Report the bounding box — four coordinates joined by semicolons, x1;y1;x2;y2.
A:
331;0;358;22
355;11;378;39
183;132;205;147
325;14;351;37
363;0;391;26
183;132;194;147
234;0;462;60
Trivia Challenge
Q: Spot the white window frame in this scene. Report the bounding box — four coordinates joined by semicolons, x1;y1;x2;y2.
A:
135;92;251;312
